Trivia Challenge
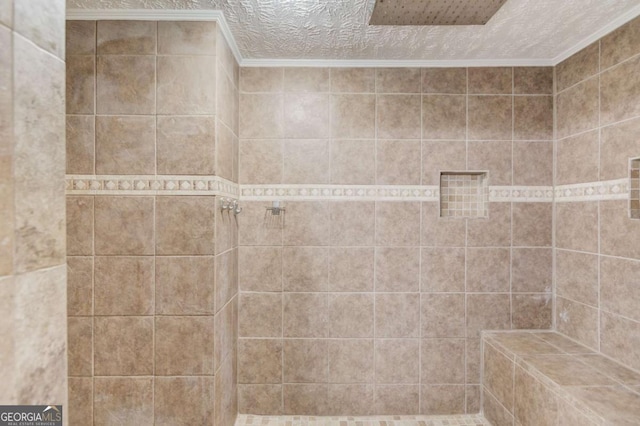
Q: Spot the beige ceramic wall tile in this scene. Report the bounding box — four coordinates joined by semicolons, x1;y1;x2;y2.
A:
421;247;465;292
95;115;155;175
66;55;95;114
422;95;466;140
94;196;154;256
601;256;640;322
239;247;282;292
237;201;283;246
600;312;640;371
238;339;282;384
466;294;511;337
283;293;328;338
468;67;512;94
158;21;216;55
511;248;552;293
556;296;599;350
329;293;374;338
67;257;93;316
328;247;374;292
156;256;216;314
154;316;215;375
330;68;375;93
329;202;375;246
282;246;328;292
375;339;419;384
239;139;283;184
157;56;216;114
330;139;376;184
375;293;420;338
68;378;93;426
556;130;599;184
421;202;467;247
600;116;640;180
512;294;552;329
283;384;329;415
94;256;154;315
94;378;154;426
67;317;92;377
374;385;420;415
468;96;512;140
421;385;466;415
240;94;283;139
375;202;421;246
601;54;640;125
157;116;216;175
214;248;238;311
514;67;553;94
514;96;553;140
601;16;640;70
421;338;465;384
555;202;598;253
282;139;330;183
466;248;511;292
556;77;599;139
94;316;153;375
241;67;283;93
283;93;330;138
421;140;466;185
66;196;94;256
283;339;328;383
556;42;600;92
376;68;421;93
284;67;330;92
331;94;376;138
600;199;640;258
513;365;558;426
97;21;156;54
376;95;421;139
154;377;215;426
375;247;420;292
466;202;511;247
421;68;467;94
556;249;599;307
467;140;512;185
512;203;552;247
238;384;283;415
376;139;421;184
96;55;156;114
328;339;374;383
328;384;375;416
66;21;96;55
66;115;95;174
155;196;215;255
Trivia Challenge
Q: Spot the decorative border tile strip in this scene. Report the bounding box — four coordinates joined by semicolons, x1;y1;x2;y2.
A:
235;414;490;426
66;175;240;198
488;186;554;202
554;179;629;202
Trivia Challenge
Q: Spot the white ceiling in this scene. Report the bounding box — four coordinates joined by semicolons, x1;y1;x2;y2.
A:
67;0;640;64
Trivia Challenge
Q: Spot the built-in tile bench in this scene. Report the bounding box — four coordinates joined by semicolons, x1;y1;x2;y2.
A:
481;331;640;426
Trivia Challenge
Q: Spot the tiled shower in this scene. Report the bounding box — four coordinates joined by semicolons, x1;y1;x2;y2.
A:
2;1;640;425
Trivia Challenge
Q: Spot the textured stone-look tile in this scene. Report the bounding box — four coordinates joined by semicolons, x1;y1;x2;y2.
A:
283;93;329;138
375;339;419;384
601;54;640;125
284;384;329;415
284;67;330;92
484;342;514;411
158;21;216;54
214;249;238;311
467;294;511;337
94;196;154;255
511;248;552;293
374;385;420;415
156;256;215;314
240;139;282;184
67;257;93;316
66;55;95;114
514;67;553;94
421;140;466;185
556;398;599;426
513;202;552;247
283;339;328;383
514;96;553;140
522;354;616;386
421;293;465;338
66;115;94;174
467;140;512;185
466;248;510;292
512;294;552;329
468;96;512;140
422;95;466;140
94;377;153;426
330;139;376;184
556;296;599;350
241;67;283;92
328;339;374;383
240;94;283;138
213;299;235;371
421;202;466;247
238;339;282;384
375;202;420;246
421;385;465;415
601;15;640;69
94;256;153;315
555;201;598;253
375;247;420;292
239;246;281;292
421;247;465;292
375;293;420;338
601;311;640;371
67;317;92;377
154;377;215;426
282;246;328;292
330;68;375;93
238;201;283;246
468;67;512;94
328;384;375;416
556;42;599;92
96;55;155;114
466;338;481;383
483;387;514;426
328;247;374;292
422;68;467;94
600;200;640;259
556;77;599;139
66;21;96;55
376;95;421;139
283;201;329;246
601;116;640;180
238;385;283;415
487;333;561;355
283;139;330;183
155;196;215;255
376;68;421;93
601;256;640;322
329;293;374;338
215;356;238;426
331;94;376;138
532;332;594;354
567;385;640;426
69;378;93;426
157;116;216;175
329;202;375;246
157;56;216;114
576;353;640;384
376;139;421;184
556;130;599;184
421;338;465;384
513;142;553;186
467;202;511;247
66;196;93;256
14;0;64;57
95;115;155;175
514;365;558;426
94;316;153;375
283;293;328;338
97;20;156;54
155;316;214;375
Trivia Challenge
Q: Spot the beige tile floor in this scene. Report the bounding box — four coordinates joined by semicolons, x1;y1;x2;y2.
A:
236;414;490;426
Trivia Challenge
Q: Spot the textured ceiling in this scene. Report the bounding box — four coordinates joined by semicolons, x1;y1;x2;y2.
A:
369;0;508;26
67;0;640;61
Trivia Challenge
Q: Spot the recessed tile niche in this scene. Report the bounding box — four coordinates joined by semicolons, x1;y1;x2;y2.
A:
631;158;640;219
440;172;489;218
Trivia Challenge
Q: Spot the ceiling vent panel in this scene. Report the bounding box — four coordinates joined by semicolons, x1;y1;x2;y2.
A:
369;0;509;25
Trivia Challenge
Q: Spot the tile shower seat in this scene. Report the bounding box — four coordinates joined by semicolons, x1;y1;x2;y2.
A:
481;331;640;426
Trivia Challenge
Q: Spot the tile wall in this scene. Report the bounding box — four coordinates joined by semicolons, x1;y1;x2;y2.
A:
0;0;68;416
555;15;640;372
237;66;555;415
65;20;239;426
